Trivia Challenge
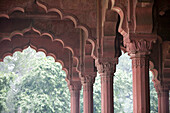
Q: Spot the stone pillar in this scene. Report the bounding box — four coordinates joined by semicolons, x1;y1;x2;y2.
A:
96;60;116;113
68;82;81;113
131;54;150;113
156;85;169;113
81;74;96;113
158;92;161;113
125;37;156;113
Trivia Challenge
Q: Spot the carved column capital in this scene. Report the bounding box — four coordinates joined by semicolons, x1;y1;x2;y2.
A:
132;57;149;68
67;81;82;92
155;83;169;94
79;72;96;85
128;39;154;56
124;34;157;57
95;58;117;76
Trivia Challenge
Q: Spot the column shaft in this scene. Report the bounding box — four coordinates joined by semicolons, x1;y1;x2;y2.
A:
100;74;114;113
70;90;80;113
158;93;161;113
132;56;150;113
158;90;169;113
83;83;93;113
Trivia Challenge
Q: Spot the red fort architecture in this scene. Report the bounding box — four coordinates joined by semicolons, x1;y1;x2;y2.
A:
0;0;169;113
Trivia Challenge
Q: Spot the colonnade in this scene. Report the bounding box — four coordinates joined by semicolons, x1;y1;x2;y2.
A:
68;36;169;113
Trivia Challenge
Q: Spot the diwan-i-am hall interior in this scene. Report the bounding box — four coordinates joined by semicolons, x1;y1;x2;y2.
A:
0;0;170;113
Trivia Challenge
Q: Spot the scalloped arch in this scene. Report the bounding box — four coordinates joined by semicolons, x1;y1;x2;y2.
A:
86;39;96;59
112;6;128;37
106;0;128;37
149;61;160;86
1;26;75;56
0;1;93;43
0;0;96;60
27;44;68;75
1;45;68;75
35;1;90;39
0;27;81;76
0;7;24;19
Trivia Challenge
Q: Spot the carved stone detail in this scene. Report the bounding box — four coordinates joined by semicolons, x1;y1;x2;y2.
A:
98;62;114;75
127;39;154;55
80;73;96;86
132;57;149;68
124;34;157;56
67;81;82;92
95;58;117;76
154;83;169;93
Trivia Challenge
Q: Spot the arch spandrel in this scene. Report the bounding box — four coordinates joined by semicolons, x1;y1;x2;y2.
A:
0;28;76;77
0;0;98;87
0;0;97;61
149;61;160;86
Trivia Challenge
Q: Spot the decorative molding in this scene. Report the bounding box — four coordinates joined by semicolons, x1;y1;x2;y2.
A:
0;26;79;76
104;0;128;38
67;81;82;92
124;33;157;56
149;61;161;88
112;6;128;37
79;72;96;85
0;7;25;19
0;0;96;60
129;39;153;55
95;58;117;76
132;57;149;68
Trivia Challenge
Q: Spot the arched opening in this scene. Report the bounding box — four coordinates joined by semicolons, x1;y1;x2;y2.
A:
114;51;133;112
93;73;101;113
113;51;158;113
0;47;70;112
150;72;158;113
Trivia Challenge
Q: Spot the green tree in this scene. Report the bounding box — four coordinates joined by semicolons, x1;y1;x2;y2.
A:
14;57;70;113
0;47;70;113
0;48;158;113
93;74;101;113
114;52;133;113
0;72;17;112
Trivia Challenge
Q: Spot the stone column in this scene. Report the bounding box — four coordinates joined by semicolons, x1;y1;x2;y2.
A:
96;60;116;113
68;82;81;113
156;85;169;113
125;37;156;113
81;74;96;113
131;54;150;113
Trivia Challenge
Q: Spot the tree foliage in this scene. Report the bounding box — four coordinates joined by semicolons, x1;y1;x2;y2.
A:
14;57;70;113
0;72;17;111
0;47;70;113
0;48;158;113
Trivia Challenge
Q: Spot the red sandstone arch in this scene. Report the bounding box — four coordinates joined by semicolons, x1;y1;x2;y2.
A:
149;61;161;87
0;27;75;76
0;0;96;60
109;0;128;37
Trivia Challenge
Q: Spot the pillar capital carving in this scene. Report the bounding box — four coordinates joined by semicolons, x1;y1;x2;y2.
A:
95;58;118;76
155;83;169;94
124;33;157;57
79;72;96;85
132;57;149;68
127;39;154;56
67;81;82;92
